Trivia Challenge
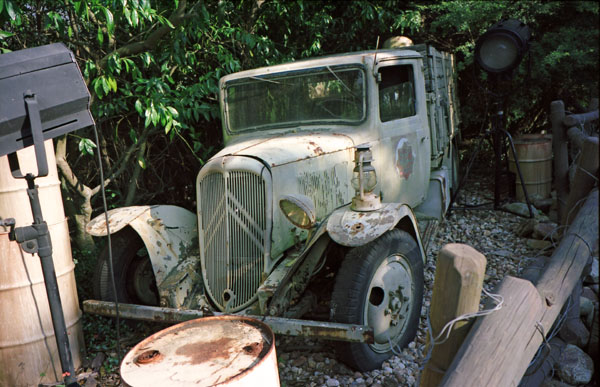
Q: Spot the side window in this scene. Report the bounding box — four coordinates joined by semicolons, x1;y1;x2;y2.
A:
378;65;416;122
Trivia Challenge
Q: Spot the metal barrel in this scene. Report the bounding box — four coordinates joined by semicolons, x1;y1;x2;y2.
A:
121;315;280;387
0;140;83;386
508;134;553;201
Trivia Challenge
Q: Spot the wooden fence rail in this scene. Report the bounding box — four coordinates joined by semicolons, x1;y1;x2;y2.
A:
440;189;598;386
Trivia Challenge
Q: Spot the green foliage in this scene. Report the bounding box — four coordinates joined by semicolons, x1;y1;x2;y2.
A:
416;1;599;137
1;0;597;210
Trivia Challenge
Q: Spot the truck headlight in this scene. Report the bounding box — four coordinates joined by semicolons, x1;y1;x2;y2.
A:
279;194;316;229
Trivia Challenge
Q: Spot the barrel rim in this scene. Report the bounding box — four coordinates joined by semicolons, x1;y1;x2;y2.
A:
120;315;277;386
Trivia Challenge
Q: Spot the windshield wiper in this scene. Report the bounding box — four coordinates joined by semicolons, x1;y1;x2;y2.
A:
249;76;280;84
326;66;356;97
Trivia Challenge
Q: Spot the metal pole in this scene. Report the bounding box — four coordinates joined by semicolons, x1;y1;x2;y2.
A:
16;175;78;387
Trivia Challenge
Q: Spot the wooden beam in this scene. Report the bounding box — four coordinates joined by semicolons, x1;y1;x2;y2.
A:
442;189;598;386
550;100;569;222
563;109;599;128
420;244;486;387
563;137;599;225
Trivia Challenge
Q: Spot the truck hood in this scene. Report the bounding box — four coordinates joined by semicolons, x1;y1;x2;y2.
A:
212;132;356;167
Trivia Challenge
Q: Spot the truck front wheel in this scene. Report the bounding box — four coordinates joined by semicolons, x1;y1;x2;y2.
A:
93;227;159;306
330;229;424;371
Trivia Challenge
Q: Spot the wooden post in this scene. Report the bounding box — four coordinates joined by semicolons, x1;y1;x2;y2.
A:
563;136;599;225
550;100;569;222
420;244;486;387
441;190;598;387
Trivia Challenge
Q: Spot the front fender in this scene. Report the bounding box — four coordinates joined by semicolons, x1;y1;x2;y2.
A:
326;203;425;261
86;205;200;306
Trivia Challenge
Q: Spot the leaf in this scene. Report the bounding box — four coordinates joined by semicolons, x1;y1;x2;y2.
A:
5;0;16;20
167;106;178;117
78;138;97;156
124;7;132;26
0;0;4;14
100;76;110;95
97;26;104;44
137;155;146;169
131;8;139;27
92;78;104;98
102;7;114;35
164;119;172;134
0;30;14;39
134;99;143;115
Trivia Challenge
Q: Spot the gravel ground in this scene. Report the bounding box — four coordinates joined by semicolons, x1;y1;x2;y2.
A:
86;172;568;386
275;174;550;387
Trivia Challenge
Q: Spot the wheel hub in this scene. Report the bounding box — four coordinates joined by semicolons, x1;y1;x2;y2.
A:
365;255;413;352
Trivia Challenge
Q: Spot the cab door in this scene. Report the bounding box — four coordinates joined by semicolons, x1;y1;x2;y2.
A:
372;59;431;207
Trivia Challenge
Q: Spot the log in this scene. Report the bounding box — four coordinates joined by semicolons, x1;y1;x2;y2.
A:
442;190;598;387
550;100;569;222
563;109;599;128
441;276;545;387
536;189;598;328
563;137;599;225
566;126;588;149
420;244;486;387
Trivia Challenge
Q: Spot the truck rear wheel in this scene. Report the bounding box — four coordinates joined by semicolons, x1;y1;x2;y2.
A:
330;229;423;371
93;227;159;306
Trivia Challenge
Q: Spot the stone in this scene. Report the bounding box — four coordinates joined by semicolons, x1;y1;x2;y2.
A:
292;356;306;367
559;318;590;348
533;222;559;240
502;202;540;218
326;378;340;387
490;249;512;257
540;379;573;387
585;257;599;284
515;218;536;237
555;344;594;385
382;376;398;387
527;238;553;250
582;286;598;302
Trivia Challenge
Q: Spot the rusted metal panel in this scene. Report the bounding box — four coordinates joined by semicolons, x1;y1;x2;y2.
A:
86;206;148;236
327;203;406;246
83;300;374;343
120;315;279;387
86;205;199;308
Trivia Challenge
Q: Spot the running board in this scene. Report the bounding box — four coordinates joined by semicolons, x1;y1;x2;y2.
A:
83;300;374;343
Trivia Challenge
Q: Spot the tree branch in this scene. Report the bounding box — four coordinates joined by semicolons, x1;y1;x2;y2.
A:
97;0;191;70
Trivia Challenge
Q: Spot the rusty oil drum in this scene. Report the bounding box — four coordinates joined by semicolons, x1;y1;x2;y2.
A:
121;315;280;386
508;134;553;201
0;140;84;386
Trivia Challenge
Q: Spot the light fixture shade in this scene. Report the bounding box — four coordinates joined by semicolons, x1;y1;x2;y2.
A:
475;19;530;74
0;43;94;157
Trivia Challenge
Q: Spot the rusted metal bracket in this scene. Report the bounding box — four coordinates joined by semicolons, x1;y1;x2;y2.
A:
83;300;374;343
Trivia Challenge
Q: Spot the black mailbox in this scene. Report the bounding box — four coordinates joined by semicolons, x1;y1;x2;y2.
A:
0;42;94;157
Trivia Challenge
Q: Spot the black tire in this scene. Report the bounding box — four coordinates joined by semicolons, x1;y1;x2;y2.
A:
93;227;159;306
330;229;424;371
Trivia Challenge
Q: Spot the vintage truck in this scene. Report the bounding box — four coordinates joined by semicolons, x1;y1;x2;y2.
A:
84;42;460;371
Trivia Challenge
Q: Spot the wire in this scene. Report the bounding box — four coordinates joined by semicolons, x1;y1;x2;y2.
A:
92;124;122;362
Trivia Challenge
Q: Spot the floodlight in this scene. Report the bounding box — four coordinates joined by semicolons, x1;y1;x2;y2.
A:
0;42;94;174
475;19;530;74
0;43;93;387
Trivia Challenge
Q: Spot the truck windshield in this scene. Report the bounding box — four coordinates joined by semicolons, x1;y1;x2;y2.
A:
224;65;366;133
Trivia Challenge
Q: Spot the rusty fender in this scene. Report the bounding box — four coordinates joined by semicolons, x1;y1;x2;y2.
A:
86;205;200;307
83;300;374;343
326;203;425;262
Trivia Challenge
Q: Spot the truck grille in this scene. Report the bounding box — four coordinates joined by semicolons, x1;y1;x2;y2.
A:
198;170;267;312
